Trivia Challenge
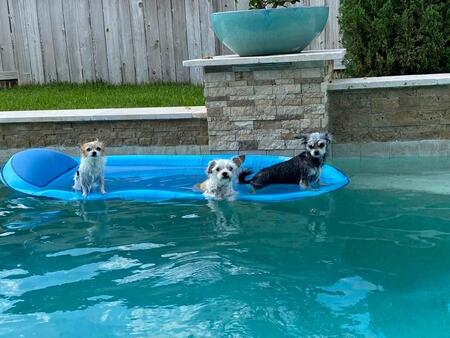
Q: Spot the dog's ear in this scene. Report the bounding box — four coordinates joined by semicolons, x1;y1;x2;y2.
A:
324;132;332;143
294;135;308;144
232;155;245;167
207;160;216;174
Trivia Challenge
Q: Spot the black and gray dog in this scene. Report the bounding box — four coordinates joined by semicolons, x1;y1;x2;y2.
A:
239;132;332;190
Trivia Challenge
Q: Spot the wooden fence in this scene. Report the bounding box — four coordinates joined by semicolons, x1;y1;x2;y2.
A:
0;0;341;85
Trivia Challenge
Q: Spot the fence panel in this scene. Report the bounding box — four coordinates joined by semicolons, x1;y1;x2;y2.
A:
0;0;16;72
2;0;342;85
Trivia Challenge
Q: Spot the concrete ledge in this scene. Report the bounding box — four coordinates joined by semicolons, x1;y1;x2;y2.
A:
183;49;345;67
0;106;207;123
328;73;450;91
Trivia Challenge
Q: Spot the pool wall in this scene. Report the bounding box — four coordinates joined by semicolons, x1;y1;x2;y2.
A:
329;86;449;143
328;75;450;157
0;119;208;149
0;107;209;163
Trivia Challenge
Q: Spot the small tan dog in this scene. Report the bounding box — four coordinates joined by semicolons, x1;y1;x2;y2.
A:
73;140;106;197
196;155;245;201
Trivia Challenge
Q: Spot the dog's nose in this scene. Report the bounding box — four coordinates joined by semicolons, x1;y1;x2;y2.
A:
222;172;229;178
314;150;320;156
91;151;97;157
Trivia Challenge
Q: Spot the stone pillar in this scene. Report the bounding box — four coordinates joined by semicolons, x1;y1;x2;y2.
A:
183;50;344;154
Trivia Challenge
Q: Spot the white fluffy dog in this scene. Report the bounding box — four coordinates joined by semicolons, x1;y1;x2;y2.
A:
73;140;106;197
196;155;245;200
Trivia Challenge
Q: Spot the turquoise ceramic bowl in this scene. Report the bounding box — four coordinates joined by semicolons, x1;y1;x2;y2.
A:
211;7;329;56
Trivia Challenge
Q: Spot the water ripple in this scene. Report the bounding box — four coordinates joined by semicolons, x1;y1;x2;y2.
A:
46;242;175;258
0;255;139;297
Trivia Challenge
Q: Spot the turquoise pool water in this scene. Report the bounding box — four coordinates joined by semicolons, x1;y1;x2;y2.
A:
1;157;450;337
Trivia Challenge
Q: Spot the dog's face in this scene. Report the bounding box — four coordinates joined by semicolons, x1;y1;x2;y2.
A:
206;155;245;183
298;132;331;158
80;140;105;158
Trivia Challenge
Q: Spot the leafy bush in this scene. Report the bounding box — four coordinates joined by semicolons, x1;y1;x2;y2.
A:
249;0;301;9
340;0;450;77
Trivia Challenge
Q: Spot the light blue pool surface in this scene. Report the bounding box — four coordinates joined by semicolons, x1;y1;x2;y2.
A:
1;157;450;337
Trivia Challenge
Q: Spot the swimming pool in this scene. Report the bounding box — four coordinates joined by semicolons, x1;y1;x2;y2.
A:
1;157;449;337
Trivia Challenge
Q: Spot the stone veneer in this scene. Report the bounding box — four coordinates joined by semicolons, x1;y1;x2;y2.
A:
328;85;450;143
204;61;329;154
0;119;208;149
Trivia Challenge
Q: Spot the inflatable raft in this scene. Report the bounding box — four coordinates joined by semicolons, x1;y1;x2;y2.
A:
0;149;349;202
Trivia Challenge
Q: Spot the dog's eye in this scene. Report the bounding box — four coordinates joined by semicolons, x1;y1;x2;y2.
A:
215;167;220;172
318;143;325;148
308;145;314;149
227;166;233;171
86;148;91;151
96;147;102;151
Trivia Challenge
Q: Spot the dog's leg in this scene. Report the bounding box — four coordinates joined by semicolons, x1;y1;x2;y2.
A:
310;174;322;190
301;179;320;191
225;189;236;201
100;176;106;194
81;184;88;197
299;179;310;190
73;170;81;190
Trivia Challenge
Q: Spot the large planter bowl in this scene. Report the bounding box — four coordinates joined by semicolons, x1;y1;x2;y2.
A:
211;7;329;57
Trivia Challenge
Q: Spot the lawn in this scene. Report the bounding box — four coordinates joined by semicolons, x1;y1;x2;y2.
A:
0;83;205;111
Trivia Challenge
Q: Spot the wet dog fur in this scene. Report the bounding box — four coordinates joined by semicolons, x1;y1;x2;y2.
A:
73;140;106;197
239;132;331;190
196;155;245;200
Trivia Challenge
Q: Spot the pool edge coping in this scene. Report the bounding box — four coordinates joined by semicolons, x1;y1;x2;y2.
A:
328;73;450;91
0;106;207;123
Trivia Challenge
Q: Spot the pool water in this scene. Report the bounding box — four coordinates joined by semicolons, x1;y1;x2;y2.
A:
1;157;450;337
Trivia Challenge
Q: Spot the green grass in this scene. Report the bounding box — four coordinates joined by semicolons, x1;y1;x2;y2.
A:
0;83;205;111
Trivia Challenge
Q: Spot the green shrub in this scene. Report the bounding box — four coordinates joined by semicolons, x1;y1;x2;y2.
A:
249;0;301;9
340;0;450;77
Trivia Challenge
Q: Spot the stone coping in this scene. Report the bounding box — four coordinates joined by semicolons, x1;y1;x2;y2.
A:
328;73;450;91
0;106;207;123
183;49;345;67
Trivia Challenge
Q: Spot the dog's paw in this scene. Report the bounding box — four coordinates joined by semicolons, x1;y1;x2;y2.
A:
100;189;106;194
299;183;310;190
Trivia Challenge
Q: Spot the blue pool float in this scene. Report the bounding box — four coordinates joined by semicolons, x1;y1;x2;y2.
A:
0;149;349;202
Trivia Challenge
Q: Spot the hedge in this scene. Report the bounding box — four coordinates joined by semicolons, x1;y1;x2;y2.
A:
339;0;450;77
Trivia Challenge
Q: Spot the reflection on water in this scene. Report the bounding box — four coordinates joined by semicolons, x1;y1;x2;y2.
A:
1;157;450;336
